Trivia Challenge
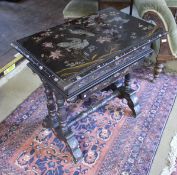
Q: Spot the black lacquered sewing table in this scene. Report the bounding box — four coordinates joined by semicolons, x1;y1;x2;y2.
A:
12;8;165;162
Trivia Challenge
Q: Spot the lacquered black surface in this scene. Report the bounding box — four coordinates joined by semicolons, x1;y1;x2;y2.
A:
12;8;164;81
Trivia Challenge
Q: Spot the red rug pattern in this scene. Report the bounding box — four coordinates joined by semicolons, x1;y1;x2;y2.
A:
0;67;177;175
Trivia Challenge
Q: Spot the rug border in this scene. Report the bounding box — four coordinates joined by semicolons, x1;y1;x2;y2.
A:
147;90;177;175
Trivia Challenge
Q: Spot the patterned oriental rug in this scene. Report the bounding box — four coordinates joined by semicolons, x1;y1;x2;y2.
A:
1;67;177;175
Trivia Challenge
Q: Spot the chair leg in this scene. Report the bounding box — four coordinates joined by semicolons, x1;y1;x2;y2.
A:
154;62;164;79
129;0;133;15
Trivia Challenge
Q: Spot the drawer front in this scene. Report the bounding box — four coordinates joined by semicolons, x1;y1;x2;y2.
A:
79;68;129;100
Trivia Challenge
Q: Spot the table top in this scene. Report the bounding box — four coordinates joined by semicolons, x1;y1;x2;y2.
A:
12;8;164;83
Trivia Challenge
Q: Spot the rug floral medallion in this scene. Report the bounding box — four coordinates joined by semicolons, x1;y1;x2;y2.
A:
0;67;177;175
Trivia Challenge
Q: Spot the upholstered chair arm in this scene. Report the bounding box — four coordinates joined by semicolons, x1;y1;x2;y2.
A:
63;0;98;19
134;0;177;58
165;0;177;24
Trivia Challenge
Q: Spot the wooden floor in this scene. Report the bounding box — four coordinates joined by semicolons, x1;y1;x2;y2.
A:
0;0;69;68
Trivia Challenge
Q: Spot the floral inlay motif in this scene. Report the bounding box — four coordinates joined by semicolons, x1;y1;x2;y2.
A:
43;42;54;48
103;29;119;35
88;45;96;53
54;34;59;39
69;29;95;37
108;16;129;23
40;31;52;37
57;38;89;49
130;32;137;39
49;50;63;60
33;36;42;42
96;36;111;44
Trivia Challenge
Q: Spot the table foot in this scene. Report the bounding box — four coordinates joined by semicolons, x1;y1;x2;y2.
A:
118;87;140;117
54;127;83;163
41;79;83;162
54;92;83;162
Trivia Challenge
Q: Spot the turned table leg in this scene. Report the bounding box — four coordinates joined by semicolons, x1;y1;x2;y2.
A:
116;73;140;117
40;78;83;162
41;79;59;129
53;92;83;163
